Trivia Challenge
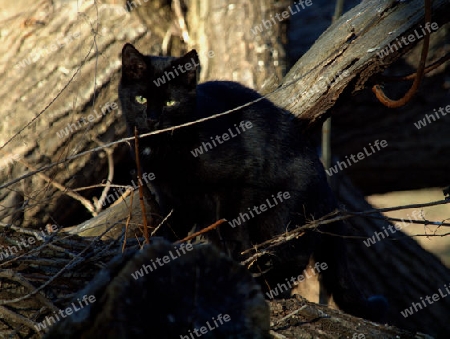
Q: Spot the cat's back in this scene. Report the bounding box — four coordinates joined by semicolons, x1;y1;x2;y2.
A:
192;80;319;191
197;81;262;104
195;80;298;142
196;81;279;117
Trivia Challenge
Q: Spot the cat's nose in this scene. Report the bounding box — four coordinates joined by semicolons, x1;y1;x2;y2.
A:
147;118;159;129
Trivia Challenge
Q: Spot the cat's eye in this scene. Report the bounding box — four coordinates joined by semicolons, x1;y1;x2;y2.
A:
135;96;147;105
165;100;177;107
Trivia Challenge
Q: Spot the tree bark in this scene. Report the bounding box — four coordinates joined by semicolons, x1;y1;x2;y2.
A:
0;0;173;229
270;0;449;130
187;0;289;90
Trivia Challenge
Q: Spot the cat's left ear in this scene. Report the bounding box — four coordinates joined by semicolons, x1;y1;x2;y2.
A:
121;43;148;81
171;49;199;88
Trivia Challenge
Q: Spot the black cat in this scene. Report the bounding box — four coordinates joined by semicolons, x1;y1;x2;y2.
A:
118;43;386;322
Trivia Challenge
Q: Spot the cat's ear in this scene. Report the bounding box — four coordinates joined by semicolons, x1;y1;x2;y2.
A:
121;43;147;80
171;49;199;88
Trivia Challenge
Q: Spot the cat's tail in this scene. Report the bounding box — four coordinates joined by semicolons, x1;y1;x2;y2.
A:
314;221;388;322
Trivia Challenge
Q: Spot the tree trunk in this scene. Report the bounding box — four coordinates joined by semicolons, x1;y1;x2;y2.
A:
187;0;289;90
0;0;174;229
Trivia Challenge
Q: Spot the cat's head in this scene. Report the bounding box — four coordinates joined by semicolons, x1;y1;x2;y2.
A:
119;43;199;133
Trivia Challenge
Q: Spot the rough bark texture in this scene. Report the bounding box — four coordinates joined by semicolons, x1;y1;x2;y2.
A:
188;0;289;90
0;0;172;229
268;297;427;339
271;0;450;129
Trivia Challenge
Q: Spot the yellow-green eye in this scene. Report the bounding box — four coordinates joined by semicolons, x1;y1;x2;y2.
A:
165;100;177;107
135;96;147;104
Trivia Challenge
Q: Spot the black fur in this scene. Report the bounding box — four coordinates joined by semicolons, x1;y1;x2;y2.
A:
118;43;386;322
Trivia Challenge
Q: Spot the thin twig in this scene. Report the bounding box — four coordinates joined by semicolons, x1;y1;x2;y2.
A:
122;189;134;253
15;156;97;216
134;127;150;244
271;305;308;327
150;209;173;237
0;305;40;333
346;199;450;216
352;213;450;227
0;221;117;306
92;137;115;212
0;270;58;312
241;199;450;262
175;219;226;244
72;183;126;192
380;52;450;82
0;96;264;191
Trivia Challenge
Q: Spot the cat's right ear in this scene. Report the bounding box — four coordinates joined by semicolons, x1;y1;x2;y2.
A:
121;43;147;80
